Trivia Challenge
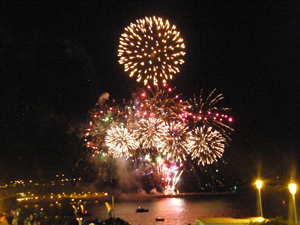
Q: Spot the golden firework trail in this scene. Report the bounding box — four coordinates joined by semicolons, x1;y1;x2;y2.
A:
118;16;186;86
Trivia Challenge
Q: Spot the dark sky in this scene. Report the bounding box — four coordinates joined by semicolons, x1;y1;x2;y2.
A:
1;1;300;182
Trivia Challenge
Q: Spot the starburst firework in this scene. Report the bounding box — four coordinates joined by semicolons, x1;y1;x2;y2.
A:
185;88;234;140
134;118;164;150
105;125;138;158
158;121;189;162
84;101;128;155
130;86;188;122
188;125;225;166
118;16;186;86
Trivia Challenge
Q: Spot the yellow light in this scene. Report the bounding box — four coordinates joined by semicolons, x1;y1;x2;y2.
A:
256;180;262;189
289;183;297;195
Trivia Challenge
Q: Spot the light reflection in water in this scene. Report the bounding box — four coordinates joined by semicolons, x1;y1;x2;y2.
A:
157;197;186;215
17;191;293;225
15;196;255;225
86;195;255;225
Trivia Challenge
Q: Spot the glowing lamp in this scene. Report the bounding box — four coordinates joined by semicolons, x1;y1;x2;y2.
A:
289;183;297;195
256;180;263;217
256;180;262;189
289;183;298;223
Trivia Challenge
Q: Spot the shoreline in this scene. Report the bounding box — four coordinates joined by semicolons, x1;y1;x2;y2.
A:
115;191;237;201
14;191;237;204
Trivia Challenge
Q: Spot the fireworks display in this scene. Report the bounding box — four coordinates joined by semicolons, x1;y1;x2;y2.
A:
82;16;234;194
184;88;234;140
105;125;138;158
158;121;189;162
118;16;186;86
84;85;233;193
160;162;183;193
188;125;225;166
133;118;164;150
128;85;188;123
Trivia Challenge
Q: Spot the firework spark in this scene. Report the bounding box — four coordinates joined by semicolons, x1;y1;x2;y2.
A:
118;16;186;86
81;14;235;193
129;86;188;122
160;162;184;194
185;88;234;140
188;125;225;166
105;125;138;158
158;121;189;162
134;118;164;149
83;87;233;193
84;103;127;155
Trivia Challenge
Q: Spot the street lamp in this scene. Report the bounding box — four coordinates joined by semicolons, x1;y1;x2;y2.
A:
289;183;298;223
256;180;263;217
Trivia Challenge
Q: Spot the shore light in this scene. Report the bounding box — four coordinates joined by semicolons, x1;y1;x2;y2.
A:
256;180;263;217
289;183;298;223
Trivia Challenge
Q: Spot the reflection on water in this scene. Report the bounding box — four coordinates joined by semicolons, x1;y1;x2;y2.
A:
15;190;297;225
85;194;257;225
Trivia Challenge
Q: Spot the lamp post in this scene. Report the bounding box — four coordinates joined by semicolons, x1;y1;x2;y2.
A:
256;180;263;217
289;183;298;223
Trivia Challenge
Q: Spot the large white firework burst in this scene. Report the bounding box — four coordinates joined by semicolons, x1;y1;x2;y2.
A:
118;16;186;86
158;121;189;162
105;125;138;158
188;125;225;166
134;118;165;149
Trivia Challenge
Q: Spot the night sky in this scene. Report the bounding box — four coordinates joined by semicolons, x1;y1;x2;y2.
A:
1;1;300;183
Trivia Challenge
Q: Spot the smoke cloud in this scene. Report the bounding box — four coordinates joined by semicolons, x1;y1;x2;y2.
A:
98;92;109;107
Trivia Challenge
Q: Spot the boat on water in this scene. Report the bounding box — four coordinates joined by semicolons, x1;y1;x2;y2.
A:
156;217;164;221
136;207;149;212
